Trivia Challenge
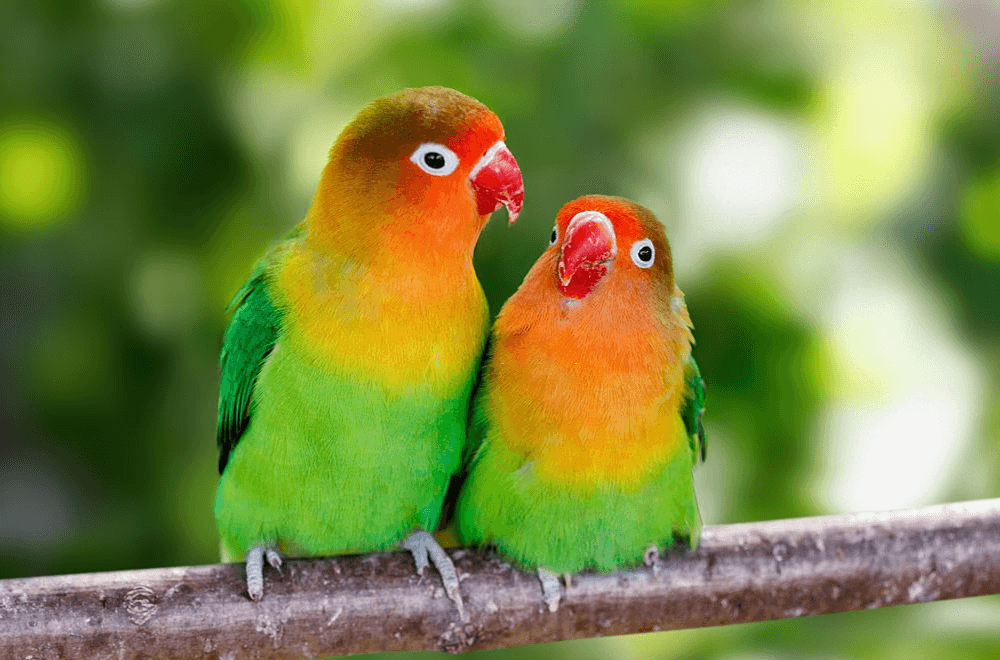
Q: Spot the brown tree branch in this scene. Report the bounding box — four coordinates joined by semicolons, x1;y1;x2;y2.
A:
2;499;999;659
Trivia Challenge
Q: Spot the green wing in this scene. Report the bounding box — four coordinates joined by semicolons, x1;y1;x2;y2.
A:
681;354;707;463
217;258;282;474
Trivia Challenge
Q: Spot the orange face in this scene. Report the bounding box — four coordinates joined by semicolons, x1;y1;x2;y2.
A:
547;195;675;303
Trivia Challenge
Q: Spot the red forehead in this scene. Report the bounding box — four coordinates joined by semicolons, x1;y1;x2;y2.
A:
556;195;646;244
449;110;504;159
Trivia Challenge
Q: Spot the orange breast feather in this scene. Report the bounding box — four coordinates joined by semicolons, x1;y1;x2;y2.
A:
487;258;694;488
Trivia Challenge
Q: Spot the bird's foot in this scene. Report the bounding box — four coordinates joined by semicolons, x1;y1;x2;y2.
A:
644;544;663;579
538;568;562;612
403;531;466;620
245;545;284;601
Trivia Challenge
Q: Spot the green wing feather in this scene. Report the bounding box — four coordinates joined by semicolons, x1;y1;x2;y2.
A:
681;354;707;463
217;258;282;474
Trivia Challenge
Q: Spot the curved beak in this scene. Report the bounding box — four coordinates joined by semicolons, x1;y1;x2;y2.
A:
557;211;617;299
470;141;524;223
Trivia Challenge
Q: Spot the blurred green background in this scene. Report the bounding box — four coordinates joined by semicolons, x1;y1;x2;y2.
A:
1;0;998;657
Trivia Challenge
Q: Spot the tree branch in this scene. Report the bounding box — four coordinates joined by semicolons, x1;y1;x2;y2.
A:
2;499;999;658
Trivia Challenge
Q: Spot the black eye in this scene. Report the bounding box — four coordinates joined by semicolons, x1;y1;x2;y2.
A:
630;238;655;268
410;143;459;176
549;227;558;246
423;152;446;169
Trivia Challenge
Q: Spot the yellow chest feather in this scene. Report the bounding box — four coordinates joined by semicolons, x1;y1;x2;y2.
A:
276;244;488;392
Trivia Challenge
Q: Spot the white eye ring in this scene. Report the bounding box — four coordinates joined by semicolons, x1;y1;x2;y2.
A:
549;225;558;246
630;238;655;268
410;142;460;176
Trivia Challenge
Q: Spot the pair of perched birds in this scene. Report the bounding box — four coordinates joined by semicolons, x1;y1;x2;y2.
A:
213;86;706;614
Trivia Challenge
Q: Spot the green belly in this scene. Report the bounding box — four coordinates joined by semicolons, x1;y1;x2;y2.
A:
458;431;701;573
215;340;472;559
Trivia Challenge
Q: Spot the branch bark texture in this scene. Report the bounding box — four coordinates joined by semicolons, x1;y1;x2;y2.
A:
2;499;999;659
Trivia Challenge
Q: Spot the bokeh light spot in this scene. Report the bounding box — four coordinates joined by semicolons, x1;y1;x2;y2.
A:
679;105;804;236
665;102;806;280
0;119;85;230
817;248;982;512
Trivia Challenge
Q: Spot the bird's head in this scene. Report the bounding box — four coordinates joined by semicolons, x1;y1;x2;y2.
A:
315;87;523;250
548;195;674;304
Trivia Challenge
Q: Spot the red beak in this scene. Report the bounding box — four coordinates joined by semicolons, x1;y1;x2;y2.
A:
557;211;617;299
470;141;524;223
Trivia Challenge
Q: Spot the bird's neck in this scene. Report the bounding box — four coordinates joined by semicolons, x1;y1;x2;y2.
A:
303;181;485;277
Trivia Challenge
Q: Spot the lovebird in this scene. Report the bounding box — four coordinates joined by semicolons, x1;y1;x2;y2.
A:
457;195;705;611
214;87;524;611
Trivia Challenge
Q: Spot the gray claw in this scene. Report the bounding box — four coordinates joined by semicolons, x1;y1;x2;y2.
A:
538;568;562;612
245;544;282;600
403;531;466;620
246;546;265;601
402;532;429;576
644;544;663;579
266;548;284;573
